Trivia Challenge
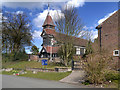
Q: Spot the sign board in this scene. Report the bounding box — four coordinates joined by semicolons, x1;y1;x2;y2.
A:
42;60;48;65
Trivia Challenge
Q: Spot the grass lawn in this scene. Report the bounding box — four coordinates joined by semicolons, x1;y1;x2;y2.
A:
2;61;69;70
2;61;72;81
2;71;72;81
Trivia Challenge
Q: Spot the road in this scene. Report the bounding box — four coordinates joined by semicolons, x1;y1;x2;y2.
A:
2;75;88;88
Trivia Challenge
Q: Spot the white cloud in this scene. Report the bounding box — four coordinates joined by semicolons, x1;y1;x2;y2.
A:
0;13;2;23
5;10;24;15
3;1;85;11
33;9;64;28
2;2;63;10
16;11;23;14
65;0;85;9
25;24;30;27
2;2;46;9
98;10;117;24
83;26;88;30
81;26;98;41
89;26;94;29
32;30;42;39
29;12;32;16
91;30;98;41
83;26;94;30
79;30;98;41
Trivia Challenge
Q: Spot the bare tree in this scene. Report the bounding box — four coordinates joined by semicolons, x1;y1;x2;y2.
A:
55;6;83;37
55;6;84;66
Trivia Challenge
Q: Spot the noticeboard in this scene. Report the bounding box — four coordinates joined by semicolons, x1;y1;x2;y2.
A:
42;60;48;65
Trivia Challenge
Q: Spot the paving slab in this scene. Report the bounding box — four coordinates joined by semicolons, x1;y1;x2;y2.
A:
60;70;85;84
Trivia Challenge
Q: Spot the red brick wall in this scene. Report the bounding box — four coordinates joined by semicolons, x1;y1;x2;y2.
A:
98;11;119;63
30;55;39;61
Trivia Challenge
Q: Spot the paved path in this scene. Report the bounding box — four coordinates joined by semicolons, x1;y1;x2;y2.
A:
2;75;88;88
60;70;85;84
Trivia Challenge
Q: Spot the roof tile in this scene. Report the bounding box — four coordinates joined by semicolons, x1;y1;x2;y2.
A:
42;14;56;27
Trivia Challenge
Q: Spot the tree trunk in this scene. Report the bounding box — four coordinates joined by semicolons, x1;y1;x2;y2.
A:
64;58;68;66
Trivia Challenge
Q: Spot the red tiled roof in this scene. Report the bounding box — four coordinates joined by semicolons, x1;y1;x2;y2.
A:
43;46;60;53
42;14;56;27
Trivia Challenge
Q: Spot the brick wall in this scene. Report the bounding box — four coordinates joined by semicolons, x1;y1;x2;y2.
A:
30;55;39;61
97;10;119;64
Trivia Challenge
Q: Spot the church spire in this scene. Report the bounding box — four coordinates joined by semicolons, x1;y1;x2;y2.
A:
42;3;55;27
48;2;50;15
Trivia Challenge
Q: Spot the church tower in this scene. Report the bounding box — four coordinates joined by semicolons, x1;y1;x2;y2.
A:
42;3;55;30
40;4;59;59
42;13;56;29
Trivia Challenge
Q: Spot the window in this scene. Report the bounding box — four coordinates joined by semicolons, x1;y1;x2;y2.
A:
41;55;43;58
49;26;53;29
80;48;84;55
76;47;80;55
43;32;45;36
113;50;119;56
42;49;45;52
51;38;54;45
115;51;118;54
75;47;85;55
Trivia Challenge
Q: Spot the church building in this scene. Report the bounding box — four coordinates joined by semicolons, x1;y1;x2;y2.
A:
39;12;88;59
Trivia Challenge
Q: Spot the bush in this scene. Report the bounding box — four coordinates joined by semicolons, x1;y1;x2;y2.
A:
104;70;119;81
13;52;28;61
2;52;28;62
2;53;13;62
84;52;112;84
49;62;65;67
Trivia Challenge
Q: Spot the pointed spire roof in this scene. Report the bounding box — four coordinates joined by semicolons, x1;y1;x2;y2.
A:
42;14;56;27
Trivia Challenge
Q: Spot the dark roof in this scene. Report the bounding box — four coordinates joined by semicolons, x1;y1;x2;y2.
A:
43;29;87;47
55;33;88;46
42;14;56;27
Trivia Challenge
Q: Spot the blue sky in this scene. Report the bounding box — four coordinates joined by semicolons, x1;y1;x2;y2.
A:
2;1;118;54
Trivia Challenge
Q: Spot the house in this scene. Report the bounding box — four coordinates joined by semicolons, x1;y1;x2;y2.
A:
96;10;120;62
39;12;88;59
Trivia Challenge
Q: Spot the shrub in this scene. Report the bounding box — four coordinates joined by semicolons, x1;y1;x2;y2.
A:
84;52;112;84
104;70;119;81
49;62;65;67
13;52;28;61
82;80;90;85
2;53;13;62
2;52;28;62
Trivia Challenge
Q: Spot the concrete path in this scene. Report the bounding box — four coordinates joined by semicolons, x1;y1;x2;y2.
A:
2;75;87;88
60;70;85;84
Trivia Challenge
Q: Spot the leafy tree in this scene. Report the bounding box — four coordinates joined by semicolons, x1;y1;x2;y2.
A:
2;12;33;54
31;45;39;55
2;11;32;61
